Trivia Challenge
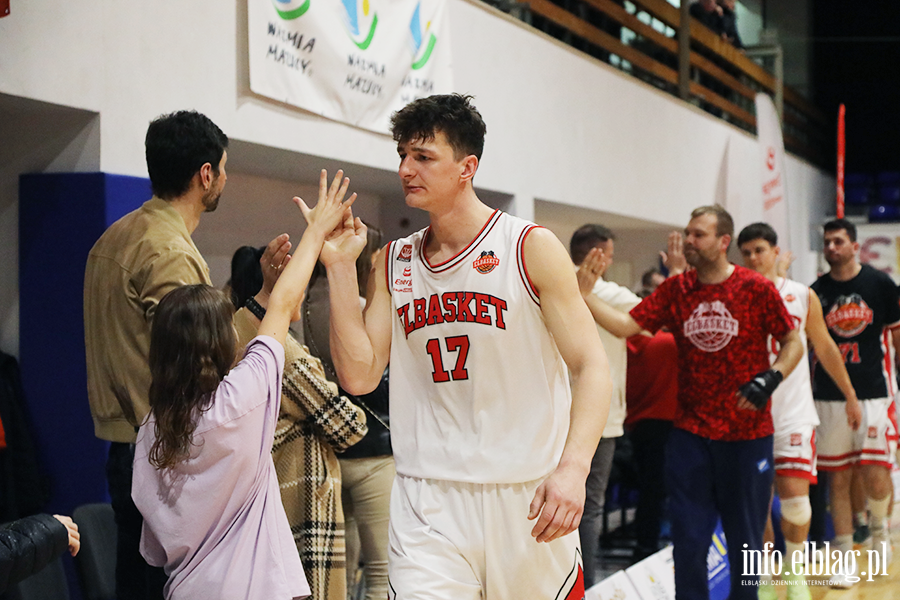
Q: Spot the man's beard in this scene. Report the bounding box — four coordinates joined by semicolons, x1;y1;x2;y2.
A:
203;192;220;212
202;179;221;212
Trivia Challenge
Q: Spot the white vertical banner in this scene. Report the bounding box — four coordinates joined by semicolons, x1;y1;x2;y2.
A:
755;93;790;250
248;0;454;133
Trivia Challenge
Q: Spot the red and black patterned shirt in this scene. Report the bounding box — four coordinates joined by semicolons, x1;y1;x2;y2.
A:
630;265;794;441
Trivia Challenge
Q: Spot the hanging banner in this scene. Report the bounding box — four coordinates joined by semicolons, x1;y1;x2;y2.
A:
856;223;900;284
755;93;790;251
248;0;454;134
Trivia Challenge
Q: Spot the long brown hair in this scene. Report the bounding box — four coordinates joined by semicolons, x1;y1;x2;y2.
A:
148;285;237;469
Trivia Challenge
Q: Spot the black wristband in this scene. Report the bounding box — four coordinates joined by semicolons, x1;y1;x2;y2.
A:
244;296;267;321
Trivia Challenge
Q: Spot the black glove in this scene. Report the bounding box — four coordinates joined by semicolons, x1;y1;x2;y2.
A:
738;369;784;409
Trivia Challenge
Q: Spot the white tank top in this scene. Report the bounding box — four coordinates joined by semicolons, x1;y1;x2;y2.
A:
386;210;572;484
769;278;819;429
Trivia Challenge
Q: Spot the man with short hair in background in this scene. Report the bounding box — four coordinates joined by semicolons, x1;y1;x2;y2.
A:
738;221;859;599
581;205;803;600
84;110;228;599
810;218;900;588
569;224;641;587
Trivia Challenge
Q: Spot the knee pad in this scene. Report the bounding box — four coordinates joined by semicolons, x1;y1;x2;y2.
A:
780;496;811;526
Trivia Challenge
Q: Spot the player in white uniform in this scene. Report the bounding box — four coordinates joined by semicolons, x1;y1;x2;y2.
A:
320;94;611;599
738;223;859;600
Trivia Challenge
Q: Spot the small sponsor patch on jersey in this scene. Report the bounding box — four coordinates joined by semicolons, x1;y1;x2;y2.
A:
393;276;412;293
403;266;411;277
398;244;413;262
790;433;802;446
472;250;500;274
785;294;796;302
757;459;770;473
868;426;878;439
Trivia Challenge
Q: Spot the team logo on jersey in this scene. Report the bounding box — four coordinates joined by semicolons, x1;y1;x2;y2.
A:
790;433;802;446
398;244;413;262
785;294;796;302
683;301;739;352
472;250;500;274
825;294;873;338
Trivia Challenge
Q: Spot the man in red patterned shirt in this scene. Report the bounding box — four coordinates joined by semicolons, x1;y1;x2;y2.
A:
584;206;803;600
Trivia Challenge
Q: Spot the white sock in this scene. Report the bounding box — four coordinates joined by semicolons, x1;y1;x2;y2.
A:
785;540;806;573
834;534;853;555
868;495;891;535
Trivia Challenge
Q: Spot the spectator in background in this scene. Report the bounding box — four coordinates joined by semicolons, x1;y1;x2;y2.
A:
132;169;355;600
230;240;368;600
717;0;743;49
303;223;394;600
0;514;80;593
639;268;666;298
581;206;803;599
84;110;228;600
570;224;642;588
689;0;723;34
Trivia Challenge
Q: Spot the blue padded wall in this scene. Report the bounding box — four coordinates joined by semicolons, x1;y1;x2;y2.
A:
19;172;150;514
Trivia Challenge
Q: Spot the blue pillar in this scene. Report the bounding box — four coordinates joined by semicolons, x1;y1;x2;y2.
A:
18;172;150;514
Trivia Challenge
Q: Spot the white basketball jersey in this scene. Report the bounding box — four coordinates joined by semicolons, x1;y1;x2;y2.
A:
386;210;572;484
769;278;819;429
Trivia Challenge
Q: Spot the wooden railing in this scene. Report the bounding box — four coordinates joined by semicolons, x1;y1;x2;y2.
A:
504;0;829;167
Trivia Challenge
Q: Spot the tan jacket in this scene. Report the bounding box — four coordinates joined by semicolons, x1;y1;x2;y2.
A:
84;198;210;442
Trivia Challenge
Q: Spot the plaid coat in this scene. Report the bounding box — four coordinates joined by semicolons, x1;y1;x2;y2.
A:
235;309;367;600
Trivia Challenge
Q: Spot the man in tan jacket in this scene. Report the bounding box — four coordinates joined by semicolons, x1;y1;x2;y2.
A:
83;110;227;600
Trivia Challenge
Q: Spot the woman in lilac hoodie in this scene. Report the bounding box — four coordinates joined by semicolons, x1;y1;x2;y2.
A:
132;171;356;600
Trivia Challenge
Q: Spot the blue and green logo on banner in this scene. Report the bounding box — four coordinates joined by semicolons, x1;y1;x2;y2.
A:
409;2;436;69
342;0;379;50
272;0;310;20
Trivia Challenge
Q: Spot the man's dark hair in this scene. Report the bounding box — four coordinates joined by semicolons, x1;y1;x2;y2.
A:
390;94;486;161
145;110;228;200
737;222;778;248
641;268;661;289
824;218;857;242
570;224;615;266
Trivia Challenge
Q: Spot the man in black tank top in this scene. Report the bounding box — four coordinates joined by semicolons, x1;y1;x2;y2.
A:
811;218;900;588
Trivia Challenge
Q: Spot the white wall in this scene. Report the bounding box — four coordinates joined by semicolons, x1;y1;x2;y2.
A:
0;0;833;356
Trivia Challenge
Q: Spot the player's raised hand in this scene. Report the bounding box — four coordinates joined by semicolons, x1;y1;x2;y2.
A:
320;205;368;268
527;465;586;543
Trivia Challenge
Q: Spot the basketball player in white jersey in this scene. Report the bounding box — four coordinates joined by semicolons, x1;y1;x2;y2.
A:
319;94;611;599
738;223;859;599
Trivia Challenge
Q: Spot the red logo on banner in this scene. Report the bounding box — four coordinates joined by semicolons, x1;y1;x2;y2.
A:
766;147;776;170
